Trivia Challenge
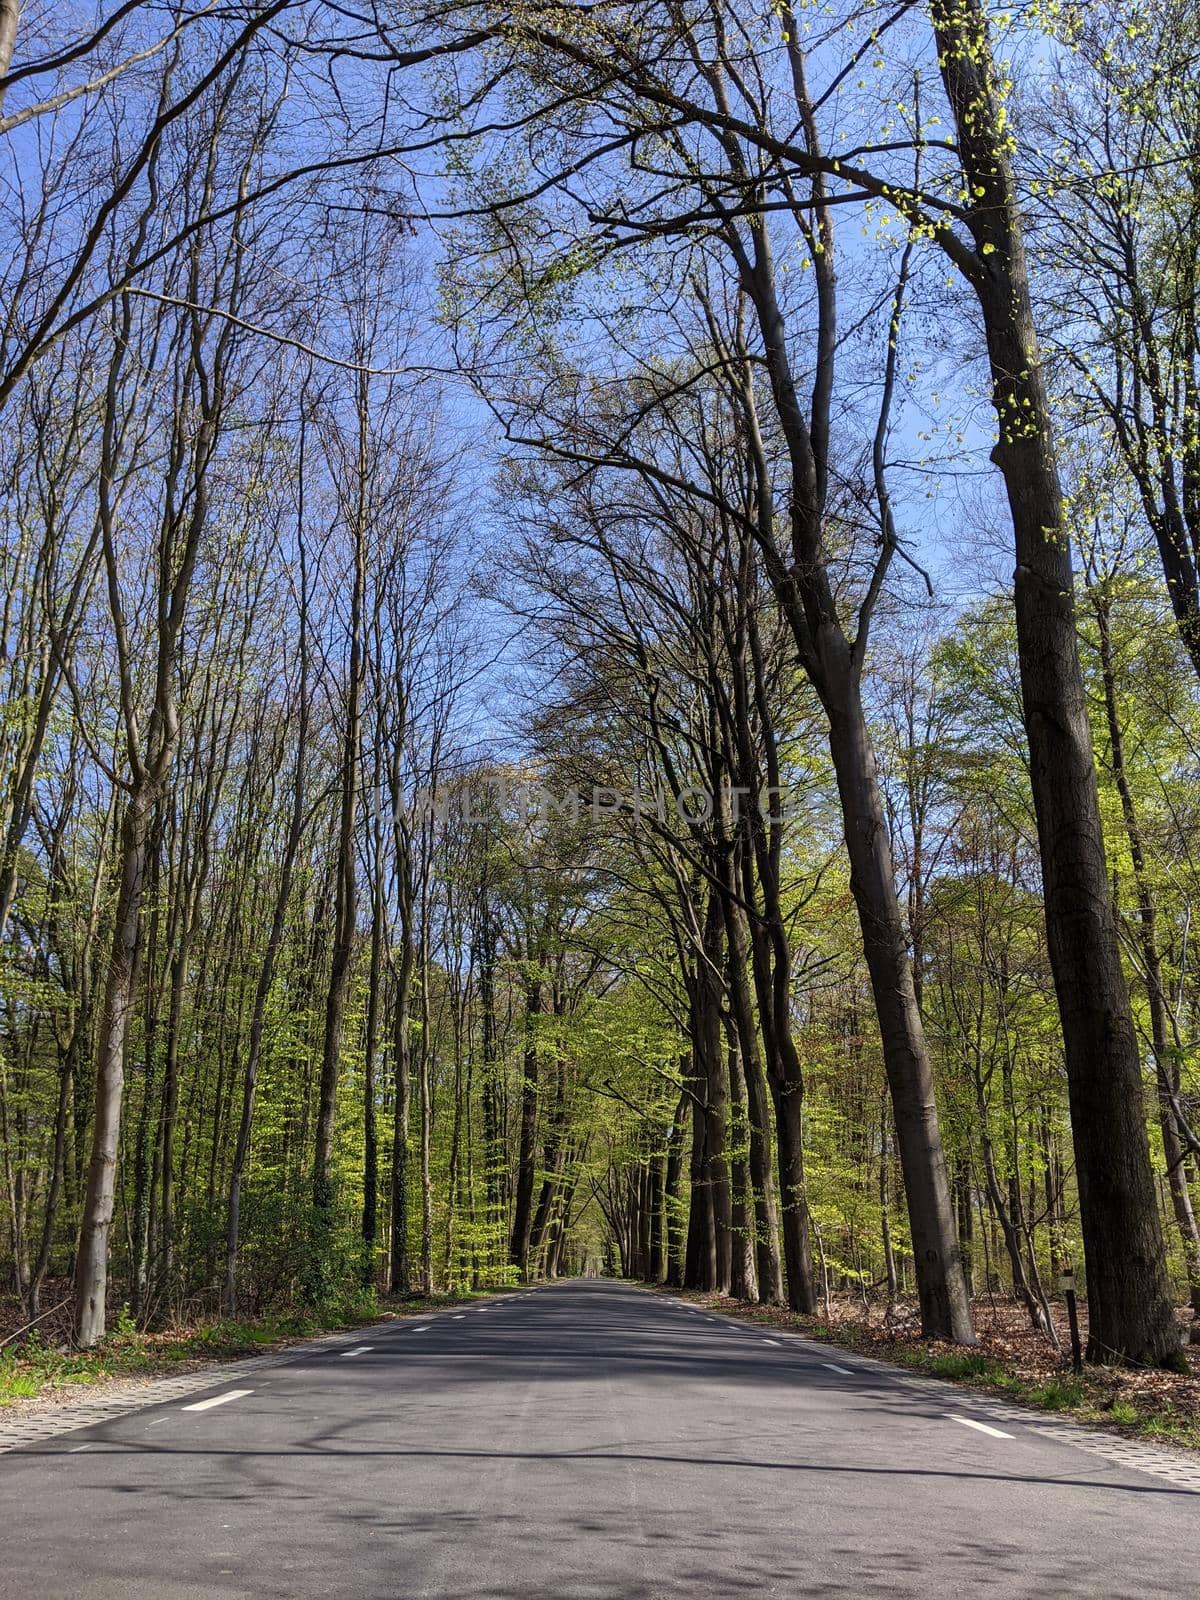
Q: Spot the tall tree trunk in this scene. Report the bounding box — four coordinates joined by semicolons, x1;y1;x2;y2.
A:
224;542;310;1315
956;1155;975;1298
529;1046;567;1266
158;916;193;1303
726;1036;757;1302
389;946;414;1295
684;894;731;1292
129;815;164;1322
683;1046;713;1290
822;662;973;1341
510;977;541;1278
74;783;151;1346
664;1094;689;1289
741;876;819;1315
933;0;1180;1367
28;1029;75;1316
361;877;384;1289
647;1148;665;1283
722;891;784;1303
727;46;973;1344
417;915;434;1297
310;392;368;1290
1094;591;1200;1335
880;1094;899;1310
478;899;504;1276
973;1065;1050;1335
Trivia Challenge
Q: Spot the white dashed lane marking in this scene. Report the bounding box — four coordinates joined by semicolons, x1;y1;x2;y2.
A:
181;1389;254;1413
341;1347;373;1357
823;1362;853;1375
948;1414;1013;1439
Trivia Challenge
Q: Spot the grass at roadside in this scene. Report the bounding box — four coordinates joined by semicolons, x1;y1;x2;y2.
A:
659;1287;1200;1453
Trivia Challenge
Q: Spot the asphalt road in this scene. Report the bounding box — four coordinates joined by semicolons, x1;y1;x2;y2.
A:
1;1279;1196;1599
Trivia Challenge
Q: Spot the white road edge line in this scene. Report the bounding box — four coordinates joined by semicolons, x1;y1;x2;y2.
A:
823;1362;853;1374
948;1414;1013;1439
181;1389;254;1413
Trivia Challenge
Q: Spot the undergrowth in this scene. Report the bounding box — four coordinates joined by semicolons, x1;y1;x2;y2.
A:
664;1288;1200;1454
0;1283;512;1408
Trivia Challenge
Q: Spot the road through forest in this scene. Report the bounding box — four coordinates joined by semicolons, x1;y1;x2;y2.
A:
1;1280;1197;1598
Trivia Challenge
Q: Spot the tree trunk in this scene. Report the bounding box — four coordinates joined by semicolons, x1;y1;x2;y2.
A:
389;951;413;1295
417;929;435;1297
956;1155;975;1298
880;1095;899;1309
224;552;310;1314
722;891;784;1303
730;69;973;1344
0;0;19;117
684;895;731;1292
478;902;504;1276
361;882;383;1288
683;1045;713;1291
509;978;541;1278
530;1048;567;1266
311;385;369;1290
647;1149;665;1283
1094;591;1200;1333
974;1068;1051;1335
664;1097;689;1289
74;783;151;1346
726;1038;757;1302
934;0;1180;1367
822;664;974;1342
29;1030;75;1316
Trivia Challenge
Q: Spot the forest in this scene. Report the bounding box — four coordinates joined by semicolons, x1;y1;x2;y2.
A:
2;0;1200;1390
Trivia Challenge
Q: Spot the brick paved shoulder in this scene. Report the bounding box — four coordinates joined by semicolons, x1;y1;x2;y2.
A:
0;1324;372;1455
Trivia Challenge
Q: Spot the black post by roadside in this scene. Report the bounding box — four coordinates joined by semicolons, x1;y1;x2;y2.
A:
1061;1268;1083;1373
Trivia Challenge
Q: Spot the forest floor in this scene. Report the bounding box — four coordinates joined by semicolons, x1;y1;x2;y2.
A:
661;1286;1200;1454
0;1282;515;1411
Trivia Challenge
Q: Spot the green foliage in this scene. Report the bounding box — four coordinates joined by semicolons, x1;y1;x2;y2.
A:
928;1351;1002;1382
113;1305;139;1344
1025;1376;1086;1411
